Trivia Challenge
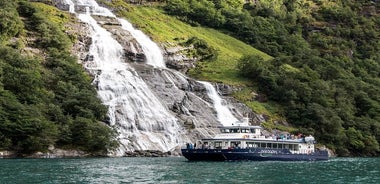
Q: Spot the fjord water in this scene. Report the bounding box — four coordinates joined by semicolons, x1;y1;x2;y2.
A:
1;157;379;183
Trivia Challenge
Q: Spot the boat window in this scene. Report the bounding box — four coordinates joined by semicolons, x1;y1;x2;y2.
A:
215;142;222;149
260;143;266;148
267;143;272;148
222;129;230;133
230;141;241;148
246;142;258;148
289;144;295;151
250;128;255;133
230;129;239;133
278;144;283;149
284;144;289;149
209;142;214;149
294;144;297;150
273;143;278;149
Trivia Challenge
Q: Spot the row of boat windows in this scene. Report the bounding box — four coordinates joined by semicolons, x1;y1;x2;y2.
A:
221;128;256;133
209;141;300;150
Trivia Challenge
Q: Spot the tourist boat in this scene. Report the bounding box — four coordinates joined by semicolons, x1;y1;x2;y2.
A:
181;118;329;161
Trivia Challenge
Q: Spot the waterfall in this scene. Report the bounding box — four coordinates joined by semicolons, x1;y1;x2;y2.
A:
119;19;166;68
60;0;241;155
69;0;182;156
198;81;239;126
73;0;115;17
63;0;75;13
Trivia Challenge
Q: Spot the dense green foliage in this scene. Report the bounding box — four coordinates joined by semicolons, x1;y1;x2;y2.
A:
180;36;218;61
165;0;380;156
0;1;24;44
0;1;117;155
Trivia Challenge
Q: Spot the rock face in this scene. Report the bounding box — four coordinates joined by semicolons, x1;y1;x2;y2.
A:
92;15;146;62
26;149;89;158
0;151;16;158
52;0;71;11
90;15;264;155
52;0;266;157
0;148;89;158
133;64;265;142
163;45;197;73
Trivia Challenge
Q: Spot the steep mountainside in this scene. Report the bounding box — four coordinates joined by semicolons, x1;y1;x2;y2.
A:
115;0;380;156
1;0;379;157
1;0;267;157
0;0;117;156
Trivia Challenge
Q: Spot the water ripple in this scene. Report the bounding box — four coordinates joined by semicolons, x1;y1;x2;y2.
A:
0;157;379;184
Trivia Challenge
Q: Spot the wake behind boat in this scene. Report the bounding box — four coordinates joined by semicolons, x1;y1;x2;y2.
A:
181;118;329;161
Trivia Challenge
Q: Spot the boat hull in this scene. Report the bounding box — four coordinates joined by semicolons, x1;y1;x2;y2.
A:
181;148;328;161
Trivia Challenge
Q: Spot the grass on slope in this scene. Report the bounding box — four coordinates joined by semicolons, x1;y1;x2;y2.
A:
30;2;78;43
119;6;271;85
31;2;73;30
114;5;286;128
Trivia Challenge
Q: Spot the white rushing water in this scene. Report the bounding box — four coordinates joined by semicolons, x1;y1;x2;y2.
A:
73;0;115;17
198;81;239;126
70;0;182;155
63;0;75;13
62;0;240;154
119;19;166;68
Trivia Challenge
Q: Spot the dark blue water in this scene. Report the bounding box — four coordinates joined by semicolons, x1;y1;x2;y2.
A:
0;157;378;183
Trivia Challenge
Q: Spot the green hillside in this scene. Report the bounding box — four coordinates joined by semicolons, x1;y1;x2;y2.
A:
0;1;117;155
1;0;379;157
111;0;380;156
118;6;272;85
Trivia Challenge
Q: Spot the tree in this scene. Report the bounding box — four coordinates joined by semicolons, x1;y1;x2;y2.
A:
237;54;266;78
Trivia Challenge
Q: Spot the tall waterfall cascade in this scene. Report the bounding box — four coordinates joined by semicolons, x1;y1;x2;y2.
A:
119;19;166;68
59;0;246;156
198;81;239;126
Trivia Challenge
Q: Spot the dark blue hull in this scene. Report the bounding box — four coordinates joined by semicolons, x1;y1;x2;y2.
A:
181;148;328;161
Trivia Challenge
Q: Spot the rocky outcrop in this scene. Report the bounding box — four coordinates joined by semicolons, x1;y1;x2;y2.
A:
0;151;16;158
26;149;89;158
163;45;197;73
92;15;146;62
0;148;90;158
52;0;71;11
70;21;92;64
125;150;177;157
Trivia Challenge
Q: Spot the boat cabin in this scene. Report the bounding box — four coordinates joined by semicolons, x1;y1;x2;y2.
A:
189;122;316;154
